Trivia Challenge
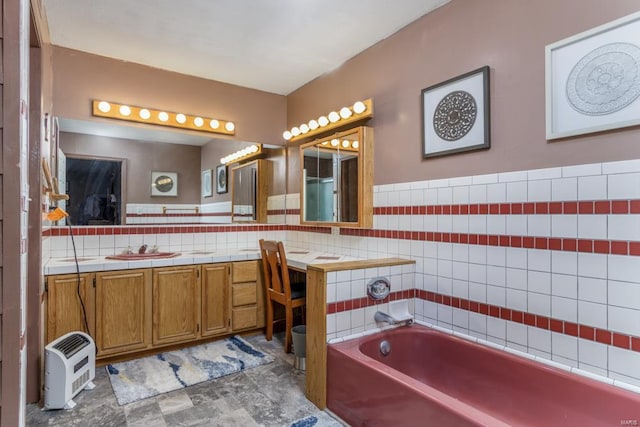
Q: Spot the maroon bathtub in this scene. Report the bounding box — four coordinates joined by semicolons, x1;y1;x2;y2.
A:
327;324;640;426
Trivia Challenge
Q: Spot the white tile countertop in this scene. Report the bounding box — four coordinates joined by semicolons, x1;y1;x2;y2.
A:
43;247;361;275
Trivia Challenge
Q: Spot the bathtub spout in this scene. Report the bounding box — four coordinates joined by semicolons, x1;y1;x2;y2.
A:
374;311;413;326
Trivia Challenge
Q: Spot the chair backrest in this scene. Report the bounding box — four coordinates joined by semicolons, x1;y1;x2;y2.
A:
259;239;292;299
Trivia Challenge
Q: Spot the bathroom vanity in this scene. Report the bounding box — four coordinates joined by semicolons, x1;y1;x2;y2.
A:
45;258;264;362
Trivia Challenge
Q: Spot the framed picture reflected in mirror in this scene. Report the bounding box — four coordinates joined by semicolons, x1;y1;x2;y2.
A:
202;169;212;197
216;164;228;194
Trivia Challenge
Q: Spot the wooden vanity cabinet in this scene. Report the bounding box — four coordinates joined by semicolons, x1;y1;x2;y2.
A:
152;265;201;346
201;263;230;337
46;260;266;361
94;269;152;356
46;272;95;343
230;260;265;331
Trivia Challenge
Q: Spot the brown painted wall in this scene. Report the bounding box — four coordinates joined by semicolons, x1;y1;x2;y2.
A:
286;0;640;192
60;132;202;204
52;47;287;147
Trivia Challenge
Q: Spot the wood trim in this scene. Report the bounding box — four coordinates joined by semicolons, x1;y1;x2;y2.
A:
307;257;415;273
299;126;373;228
305;267;327;408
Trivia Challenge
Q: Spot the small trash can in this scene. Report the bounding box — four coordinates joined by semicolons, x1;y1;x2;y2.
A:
291;325;306;371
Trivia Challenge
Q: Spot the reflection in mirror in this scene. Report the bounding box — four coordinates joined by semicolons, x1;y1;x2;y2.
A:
55;118;285;226
66;156;123;225
232;162;256;221
231;159;271;223
300;126;373;228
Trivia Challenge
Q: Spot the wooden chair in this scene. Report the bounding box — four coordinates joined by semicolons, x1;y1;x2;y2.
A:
259;239;306;353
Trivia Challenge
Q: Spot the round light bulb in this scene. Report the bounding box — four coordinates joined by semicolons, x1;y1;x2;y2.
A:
158;111;169;122
209;119;220;129
331;138;339;147
321;141;329;145
340;107;352;119
318;116;329;127
300;124;310;134
308;119;319;130
193;117;204;127
352;140;359;149
283;130;292;140
139;108;151;119
176;113;187;124
328;111;340;123
353;101;366;114
98;101;111;113
342;140;350;148
119;105;131;116
291;127;301;137
225;122;235;132
250;145;259;152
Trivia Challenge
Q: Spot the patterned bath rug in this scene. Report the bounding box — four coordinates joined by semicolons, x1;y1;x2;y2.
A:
106;335;273;405
289;411;345;427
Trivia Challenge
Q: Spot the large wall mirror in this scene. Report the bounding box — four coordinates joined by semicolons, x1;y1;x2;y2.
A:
55;118;286;226
299;126;373;228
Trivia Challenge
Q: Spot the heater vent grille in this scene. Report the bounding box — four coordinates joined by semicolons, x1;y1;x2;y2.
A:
53;333;90;359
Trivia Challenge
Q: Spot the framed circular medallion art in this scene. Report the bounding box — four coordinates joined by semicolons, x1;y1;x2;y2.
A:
216;164;228;194
421;65;491;159
545;11;640;140
151;172;178;196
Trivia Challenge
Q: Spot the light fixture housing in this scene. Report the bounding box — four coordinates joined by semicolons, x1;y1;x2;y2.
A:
92;100;235;135
282;98;373;142
220;144;263;165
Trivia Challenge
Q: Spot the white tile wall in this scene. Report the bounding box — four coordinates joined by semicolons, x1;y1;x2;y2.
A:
43;159;640;388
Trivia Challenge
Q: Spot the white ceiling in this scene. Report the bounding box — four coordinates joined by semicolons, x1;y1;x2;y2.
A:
43;0;450;96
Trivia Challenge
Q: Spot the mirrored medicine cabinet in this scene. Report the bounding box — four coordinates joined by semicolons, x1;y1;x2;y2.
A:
300;126;373;228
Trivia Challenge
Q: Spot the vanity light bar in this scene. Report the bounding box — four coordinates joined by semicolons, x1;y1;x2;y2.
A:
92;100;236;136
220;144;262;165
320;139;359;151
283;98;373;142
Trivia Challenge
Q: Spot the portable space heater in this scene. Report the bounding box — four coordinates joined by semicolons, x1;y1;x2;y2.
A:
44;331;96;410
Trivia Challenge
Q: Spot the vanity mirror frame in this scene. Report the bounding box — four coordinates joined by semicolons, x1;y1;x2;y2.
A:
299;126;373;228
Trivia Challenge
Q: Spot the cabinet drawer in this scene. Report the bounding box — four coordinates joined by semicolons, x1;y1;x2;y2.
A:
232;261;257;283
232;283;257;306
232;306;257;330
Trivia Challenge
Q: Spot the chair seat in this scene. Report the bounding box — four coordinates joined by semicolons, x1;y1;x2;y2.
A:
290;282;306;300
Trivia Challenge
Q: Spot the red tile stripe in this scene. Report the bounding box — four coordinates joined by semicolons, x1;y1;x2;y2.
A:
417;289;640;351
326;289;415;314
340;228;640;256
41;223;333;237
326;289;640;353
373;199;640;216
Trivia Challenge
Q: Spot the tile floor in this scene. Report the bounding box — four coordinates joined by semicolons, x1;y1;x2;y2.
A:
26;333;344;426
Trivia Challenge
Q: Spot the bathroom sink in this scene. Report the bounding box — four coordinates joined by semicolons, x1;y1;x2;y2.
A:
105;252;181;260
58;257;96;262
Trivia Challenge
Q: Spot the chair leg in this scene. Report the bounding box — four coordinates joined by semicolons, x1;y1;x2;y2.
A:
265;300;274;342
284;306;293;353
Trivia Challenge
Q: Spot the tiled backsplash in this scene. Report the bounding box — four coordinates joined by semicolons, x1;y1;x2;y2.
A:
43;158;640;388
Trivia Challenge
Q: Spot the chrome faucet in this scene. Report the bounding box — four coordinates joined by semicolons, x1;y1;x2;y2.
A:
374;311;413;326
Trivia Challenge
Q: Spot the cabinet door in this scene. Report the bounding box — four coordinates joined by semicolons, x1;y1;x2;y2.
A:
46;273;95;344
95;269;152;357
152;265;201;346
201;263;229;337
